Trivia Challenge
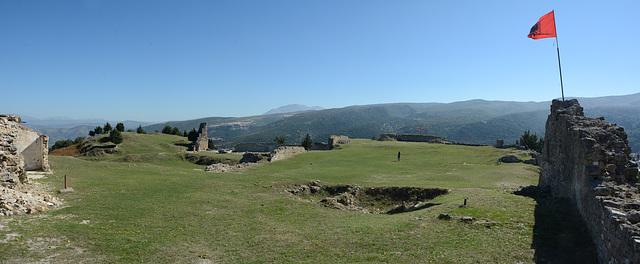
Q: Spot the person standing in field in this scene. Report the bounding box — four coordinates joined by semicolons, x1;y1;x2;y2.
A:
397;151;401;161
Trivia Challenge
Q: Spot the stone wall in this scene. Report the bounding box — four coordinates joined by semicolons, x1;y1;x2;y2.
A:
194;122;208;151
1;115;50;184
539;99;640;263
397;134;447;143
328;135;351;146
234;142;280;153
269;146;306;162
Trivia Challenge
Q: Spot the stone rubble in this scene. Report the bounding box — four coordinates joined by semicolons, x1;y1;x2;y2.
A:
0;182;61;216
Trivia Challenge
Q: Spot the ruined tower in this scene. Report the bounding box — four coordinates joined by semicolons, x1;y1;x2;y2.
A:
194;122;208;151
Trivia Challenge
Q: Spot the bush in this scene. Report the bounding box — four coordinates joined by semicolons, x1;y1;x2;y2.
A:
104;122;112;133
162;125;172;134
74;137;85;144
137;125;146;134
516;130;544;152
301;133;313;150
274;136;286;145
188;128;198;142
50;139;75;152
110;129;124;145
208;139;216;149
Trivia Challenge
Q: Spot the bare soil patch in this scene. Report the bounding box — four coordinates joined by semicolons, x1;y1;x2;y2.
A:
286;181;448;214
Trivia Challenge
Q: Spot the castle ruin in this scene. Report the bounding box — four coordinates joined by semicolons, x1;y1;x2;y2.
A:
540;99;640;263
194;122;208;151
1;115;50;183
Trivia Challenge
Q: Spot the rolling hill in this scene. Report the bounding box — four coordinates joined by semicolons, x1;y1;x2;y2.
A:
139;93;639;152
22;93;640;152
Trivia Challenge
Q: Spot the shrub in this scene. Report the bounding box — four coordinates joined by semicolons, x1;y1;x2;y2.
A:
516;130;544;152
301;133;313;150
104;122;112;133
137;125;146;134
274;136;286;145
110;129;124;145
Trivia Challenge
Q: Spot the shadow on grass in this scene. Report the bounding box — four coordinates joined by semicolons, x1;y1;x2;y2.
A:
175;142;193;148
387;202;441;215
515;186;598;264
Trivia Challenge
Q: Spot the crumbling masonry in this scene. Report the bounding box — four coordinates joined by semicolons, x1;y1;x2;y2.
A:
194;122;208;151
1;115;50;183
539;99;640;263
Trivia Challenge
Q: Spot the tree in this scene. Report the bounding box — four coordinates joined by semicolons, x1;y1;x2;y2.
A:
94;126;103;135
208;139;216;150
187;128;199;142
74;137;85;144
516;130;544;152
183;131;188;137
162;125;172;134
171;127;181;136
104;122;112;133
301;133;313;150
274;136;286;145
50;139;74;152
110;129;124;146
89;130;96;137
116;122;125;132
136;125;146;134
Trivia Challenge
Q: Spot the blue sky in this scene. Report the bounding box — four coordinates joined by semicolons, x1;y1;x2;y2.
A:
1;0;638;122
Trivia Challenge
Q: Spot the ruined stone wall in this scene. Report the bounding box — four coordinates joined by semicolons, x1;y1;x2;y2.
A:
194;122;208;151
1;115;26;183
328;135;351;146
269;146;306;162
234;142;280;153
540;99;640;263
397;134;447;143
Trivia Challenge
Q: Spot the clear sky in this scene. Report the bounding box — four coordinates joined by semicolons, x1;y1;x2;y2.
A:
1;0;638;122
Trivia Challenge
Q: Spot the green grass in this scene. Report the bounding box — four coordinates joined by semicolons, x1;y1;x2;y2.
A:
0;138;539;263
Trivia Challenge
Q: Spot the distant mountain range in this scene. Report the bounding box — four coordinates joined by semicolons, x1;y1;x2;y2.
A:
263;104;324;115
20;118;152;147
19;94;640;153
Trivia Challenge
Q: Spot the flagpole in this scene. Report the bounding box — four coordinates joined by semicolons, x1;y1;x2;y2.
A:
553;10;565;101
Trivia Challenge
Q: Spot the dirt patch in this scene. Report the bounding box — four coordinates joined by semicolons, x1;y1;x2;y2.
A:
182;153;238;166
285;181;448;214
49;143;81;156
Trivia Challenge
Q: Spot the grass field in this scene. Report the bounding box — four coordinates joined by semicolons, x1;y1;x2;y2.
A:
1;133;541;263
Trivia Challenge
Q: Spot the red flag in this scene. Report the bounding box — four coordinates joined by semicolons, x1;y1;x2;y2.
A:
418;127;421;132
528;11;556;39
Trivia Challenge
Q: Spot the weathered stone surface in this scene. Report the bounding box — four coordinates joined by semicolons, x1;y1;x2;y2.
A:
1;115;50;184
0;182;61;216
194;122;208;151
204;162;258;173
328;135;351;145
269;146;305;162
539;99;640;264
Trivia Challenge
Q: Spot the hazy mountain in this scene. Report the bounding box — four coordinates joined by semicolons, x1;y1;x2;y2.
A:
263;104;324;115
23;93;640;152
20;118;152;147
